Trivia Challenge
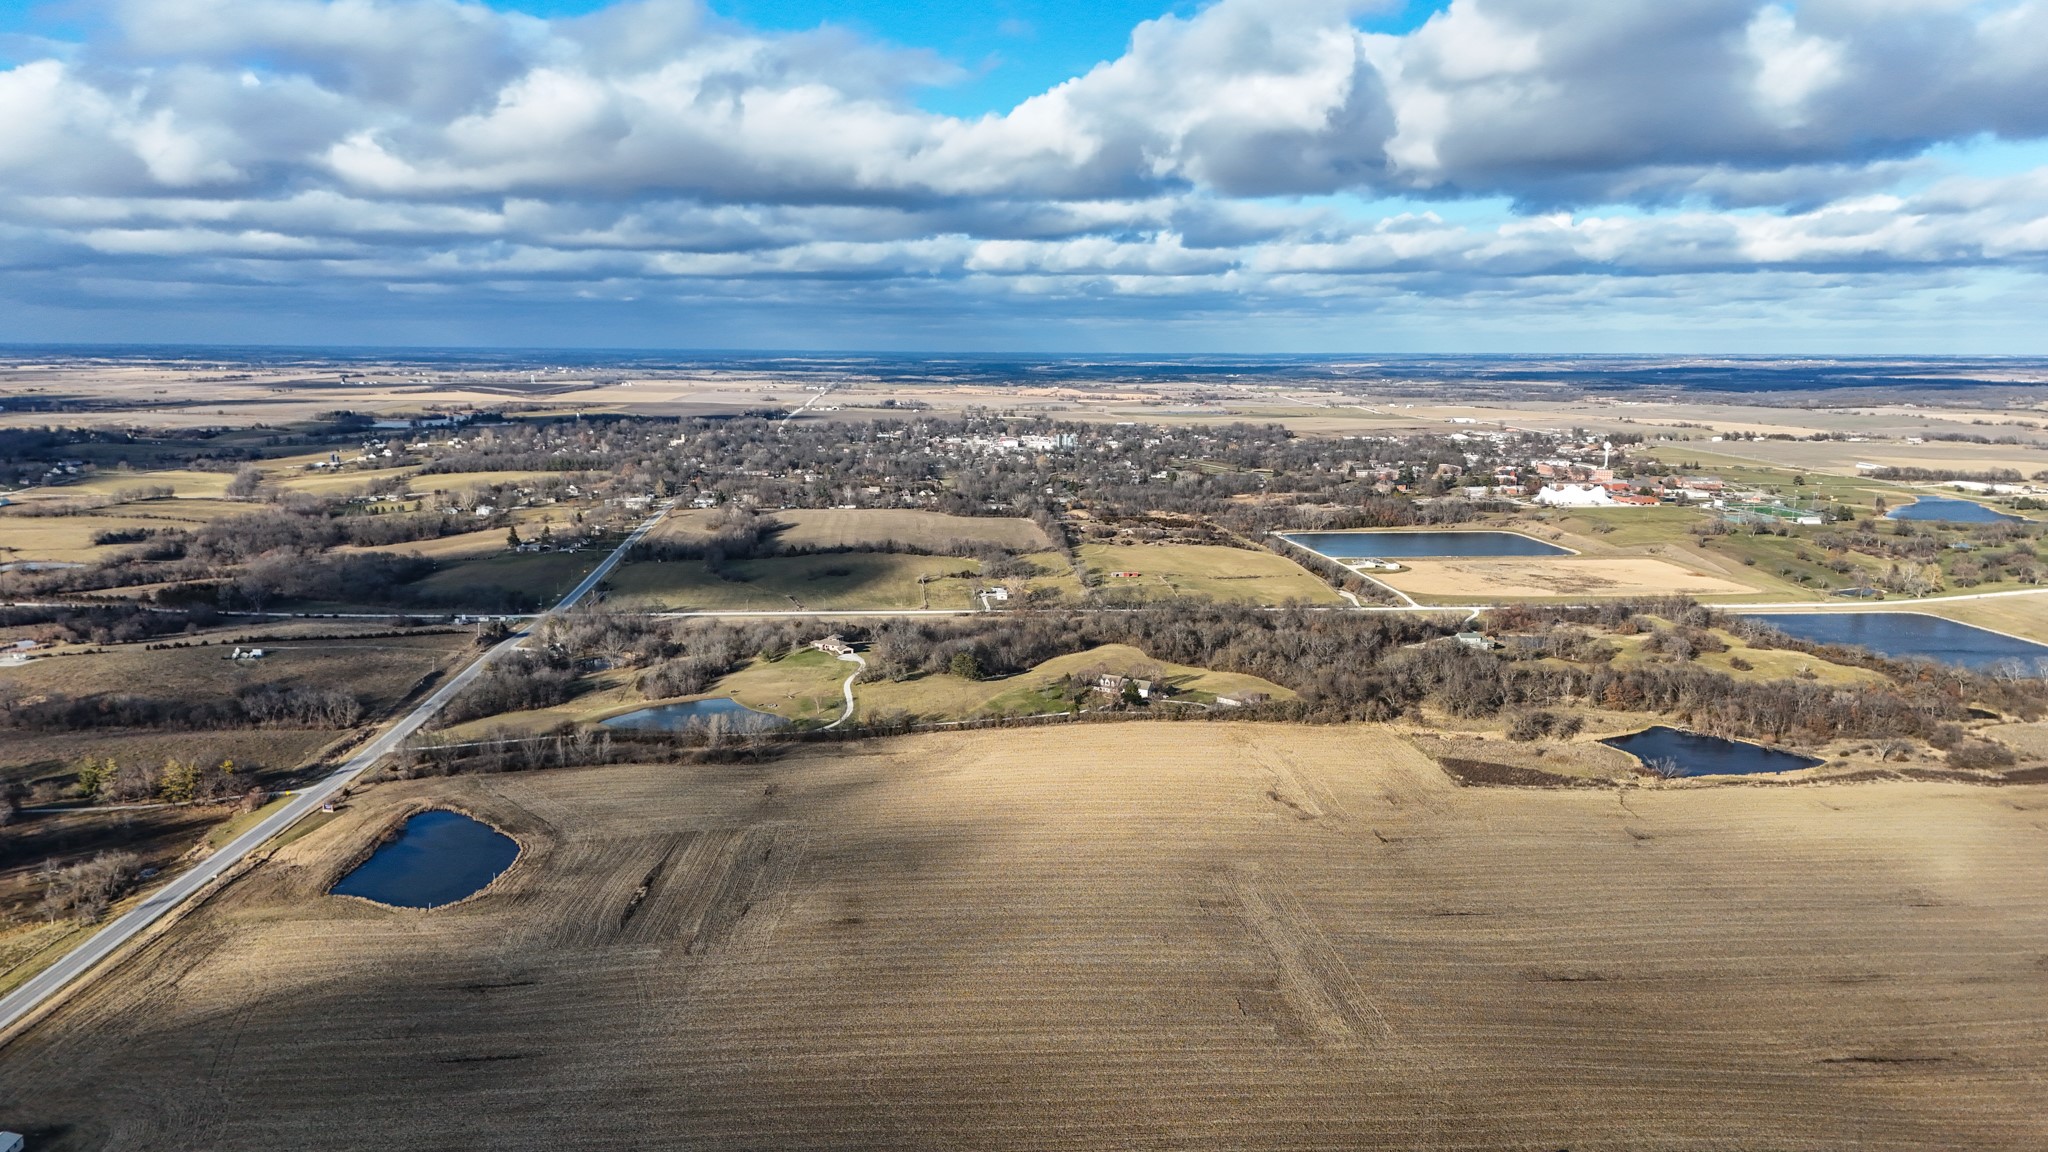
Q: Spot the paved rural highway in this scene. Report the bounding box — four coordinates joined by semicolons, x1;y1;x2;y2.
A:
18;584;2048;624
0;503;673;1040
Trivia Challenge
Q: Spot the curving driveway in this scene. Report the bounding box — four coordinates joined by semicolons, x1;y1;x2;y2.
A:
820;651;865;731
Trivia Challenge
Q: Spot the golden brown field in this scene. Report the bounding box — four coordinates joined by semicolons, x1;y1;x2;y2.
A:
1;633;472;790
770;508;1054;552
0;495;249;564
1381;556;1758;601
2;634;464;703
1077;542;1342;604
0;728;342;789
646;508;1053;553
1921;595;2048;644
5;725;2045;1150
606;552;980;611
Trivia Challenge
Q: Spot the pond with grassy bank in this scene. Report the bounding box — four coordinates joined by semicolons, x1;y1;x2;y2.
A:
331;810;519;909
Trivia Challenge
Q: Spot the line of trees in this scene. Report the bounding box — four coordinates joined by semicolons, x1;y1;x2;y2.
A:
1;683;365;732
71;754;260;804
432;596;2046;746
0;603;214;646
1869;466;2026;483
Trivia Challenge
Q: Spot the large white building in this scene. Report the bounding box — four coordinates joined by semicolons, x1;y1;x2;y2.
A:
1533;483;1615;507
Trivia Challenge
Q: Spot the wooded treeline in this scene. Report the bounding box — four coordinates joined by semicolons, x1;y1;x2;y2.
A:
0;681;365;732
447;598;2048;748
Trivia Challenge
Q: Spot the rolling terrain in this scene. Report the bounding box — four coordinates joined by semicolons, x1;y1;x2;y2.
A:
4;725;2043;1150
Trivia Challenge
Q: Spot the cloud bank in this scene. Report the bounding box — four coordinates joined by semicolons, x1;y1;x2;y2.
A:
3;0;2047;348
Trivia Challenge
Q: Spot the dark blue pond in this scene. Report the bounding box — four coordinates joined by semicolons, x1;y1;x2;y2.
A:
601;697;787;732
1886;496;2020;523
1743;612;2048;675
332;810;519;908
1602;726;1824;778
1281;530;1570;559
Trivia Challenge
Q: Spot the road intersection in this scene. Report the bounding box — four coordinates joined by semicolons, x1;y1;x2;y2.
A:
0;503;674;1040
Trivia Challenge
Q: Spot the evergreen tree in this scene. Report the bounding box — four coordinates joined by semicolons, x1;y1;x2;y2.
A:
74;755;111;801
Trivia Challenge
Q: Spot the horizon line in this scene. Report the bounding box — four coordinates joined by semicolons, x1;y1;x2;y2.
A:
4;343;2047;362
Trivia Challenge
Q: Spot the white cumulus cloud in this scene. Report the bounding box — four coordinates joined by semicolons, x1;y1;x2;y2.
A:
0;0;2042;345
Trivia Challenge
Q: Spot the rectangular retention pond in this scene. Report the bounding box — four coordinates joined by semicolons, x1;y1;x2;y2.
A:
1741;612;2048;676
1280;530;1571;560
1602;726;1824;778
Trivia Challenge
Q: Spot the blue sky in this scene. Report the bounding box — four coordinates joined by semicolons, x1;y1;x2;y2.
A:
0;0;1452;113
0;0;2045;351
448;1;1453;116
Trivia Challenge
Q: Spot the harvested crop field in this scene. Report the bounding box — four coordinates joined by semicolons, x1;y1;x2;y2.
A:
2;634;467;703
402;550;607;609
1381;556;1757;600
1078;542;1342;604
2;634;468;783
645;508;1050;554
0;728;342;788
771;508;1053;552
607;552;980;611
0;496;251;564
5;724;2045;1150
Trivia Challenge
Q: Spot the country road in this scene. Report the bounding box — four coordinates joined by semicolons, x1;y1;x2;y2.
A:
14;583;2048;623
0;502;674;1042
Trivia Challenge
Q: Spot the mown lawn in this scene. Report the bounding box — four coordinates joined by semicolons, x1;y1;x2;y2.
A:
717;648;855;722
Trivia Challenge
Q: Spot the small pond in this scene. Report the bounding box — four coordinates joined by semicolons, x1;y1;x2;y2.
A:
1601;726;1824;778
1886;496;2020;523
1280;530;1570;560
1741;612;2048;676
601;697;788;732
331;809;520;908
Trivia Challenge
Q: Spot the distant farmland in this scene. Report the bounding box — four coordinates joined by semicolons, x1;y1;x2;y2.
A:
648;508;1053;553
6;725;2044;1150
1077;542;1343;604
0;632;471;792
605;551;982;611
770;508;1054;553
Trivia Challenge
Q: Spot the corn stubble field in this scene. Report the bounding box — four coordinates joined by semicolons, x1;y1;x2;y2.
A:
6;725;2046;1150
